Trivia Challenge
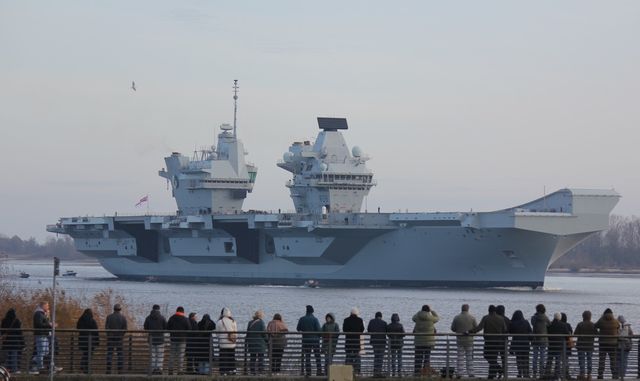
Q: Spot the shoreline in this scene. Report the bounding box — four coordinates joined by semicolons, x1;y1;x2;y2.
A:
5;257;640;277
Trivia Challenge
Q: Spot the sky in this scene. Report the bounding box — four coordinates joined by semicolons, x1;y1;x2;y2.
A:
1;1;639;241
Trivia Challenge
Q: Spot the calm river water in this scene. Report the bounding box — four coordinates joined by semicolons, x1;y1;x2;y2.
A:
4;260;640;331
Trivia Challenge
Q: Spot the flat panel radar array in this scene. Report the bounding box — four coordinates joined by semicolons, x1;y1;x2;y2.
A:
317;117;348;131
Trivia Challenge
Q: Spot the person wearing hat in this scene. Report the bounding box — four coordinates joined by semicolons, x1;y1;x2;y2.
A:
343;307;365;375
105;303;128;374
296;305;322;376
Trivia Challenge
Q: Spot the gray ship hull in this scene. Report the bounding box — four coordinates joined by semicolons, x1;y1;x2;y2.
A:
48;188;619;288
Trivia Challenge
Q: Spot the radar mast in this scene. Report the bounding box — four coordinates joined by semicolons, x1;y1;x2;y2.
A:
233;79;239;138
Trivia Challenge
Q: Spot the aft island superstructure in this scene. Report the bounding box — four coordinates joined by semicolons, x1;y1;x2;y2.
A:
47;82;620;288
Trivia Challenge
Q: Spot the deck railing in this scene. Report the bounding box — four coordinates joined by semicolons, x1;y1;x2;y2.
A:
0;330;636;379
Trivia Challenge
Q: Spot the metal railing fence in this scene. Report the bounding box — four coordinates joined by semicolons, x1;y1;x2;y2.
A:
0;330;637;379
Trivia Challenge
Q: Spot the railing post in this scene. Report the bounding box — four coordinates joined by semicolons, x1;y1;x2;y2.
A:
446;335;451;378
208;331;214;376
88;332;92;375
631;334;640;378
127;334;132;372
243;333;247;375
268;332;273;376
504;334;509;381
70;332;75;373
386;337;391;377
619;341;624;381
562;336;567;381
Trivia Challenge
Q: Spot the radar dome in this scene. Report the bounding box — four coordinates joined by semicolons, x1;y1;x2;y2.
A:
283;152;294;162
320;163;328;171
220;123;232;131
352;146;363;157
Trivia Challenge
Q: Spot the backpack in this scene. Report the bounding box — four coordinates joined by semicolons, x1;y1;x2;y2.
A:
221;319;237;343
620;325;632;351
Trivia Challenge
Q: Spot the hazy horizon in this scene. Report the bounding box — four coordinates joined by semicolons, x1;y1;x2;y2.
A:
1;1;639;241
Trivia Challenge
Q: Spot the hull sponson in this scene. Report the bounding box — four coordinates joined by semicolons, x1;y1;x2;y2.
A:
47;188;620;288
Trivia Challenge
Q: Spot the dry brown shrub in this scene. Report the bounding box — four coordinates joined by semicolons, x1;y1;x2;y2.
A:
0;262;138;329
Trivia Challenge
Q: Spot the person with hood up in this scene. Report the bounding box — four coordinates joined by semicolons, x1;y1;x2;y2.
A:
617;315;633;378
1;308;25;373
530;303;551;378
386;313;405;377
267;313;288;374
185;312;199;374
144;304;168;375
412;304;439;375
509;310;532;378
545;313;571;379
76;308;99;374
246;310;268;375
321;313;340;373
343;307;365;375
574;310;597;381
469;305;507;380
30;301;54;374
196;314;215;375
595;308;620;379
105;303;127;374
297;305;322;376
368;311;388;377
451;304;478;378
216;307;238;375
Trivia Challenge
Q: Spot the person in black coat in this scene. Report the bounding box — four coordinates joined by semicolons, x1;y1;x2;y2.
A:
386;313;405;376
1;308;25;373
166;306;191;374
509;310;532;378
561;313;574;379
76;308;99;373
143;304;167;374
545;313;572;378
185;312;199;374
367;311;388;376
496;305;511;377
343;308;365;375
196;314;215;374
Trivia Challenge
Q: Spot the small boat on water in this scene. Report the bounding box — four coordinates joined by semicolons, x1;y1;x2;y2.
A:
19;272;30;279
62;270;77;277
304;279;320;288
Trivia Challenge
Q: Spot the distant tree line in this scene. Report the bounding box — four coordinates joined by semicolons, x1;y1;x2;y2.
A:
1;215;639;268
0;234;84;260
551;215;640;270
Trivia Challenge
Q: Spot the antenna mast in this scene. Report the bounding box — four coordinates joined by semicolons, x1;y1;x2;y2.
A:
233;79;239;138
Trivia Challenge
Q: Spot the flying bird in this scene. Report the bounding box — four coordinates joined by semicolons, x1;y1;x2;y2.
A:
131;81;136;91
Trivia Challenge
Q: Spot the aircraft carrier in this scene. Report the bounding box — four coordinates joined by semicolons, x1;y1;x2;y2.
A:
47;81;620;287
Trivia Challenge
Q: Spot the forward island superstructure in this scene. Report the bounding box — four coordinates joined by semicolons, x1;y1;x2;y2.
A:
47;82;620;287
